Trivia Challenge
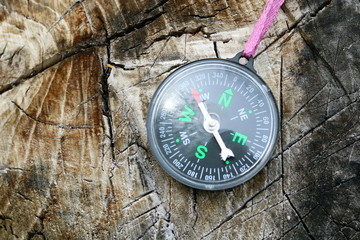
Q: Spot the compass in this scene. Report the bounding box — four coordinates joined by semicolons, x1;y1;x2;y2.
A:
147;52;279;190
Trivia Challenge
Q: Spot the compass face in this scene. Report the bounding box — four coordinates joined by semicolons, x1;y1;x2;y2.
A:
147;59;279;190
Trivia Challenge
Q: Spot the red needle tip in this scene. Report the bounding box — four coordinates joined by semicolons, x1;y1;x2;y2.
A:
191;88;202;103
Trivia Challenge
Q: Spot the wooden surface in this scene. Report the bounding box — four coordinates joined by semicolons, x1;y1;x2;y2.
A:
0;0;359;239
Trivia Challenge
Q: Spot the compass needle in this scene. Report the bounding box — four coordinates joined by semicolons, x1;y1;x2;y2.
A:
213;130;234;161
192;89;234;161
191;88;211;120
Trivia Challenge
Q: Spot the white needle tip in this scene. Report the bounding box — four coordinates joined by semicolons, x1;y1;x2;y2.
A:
220;148;235;161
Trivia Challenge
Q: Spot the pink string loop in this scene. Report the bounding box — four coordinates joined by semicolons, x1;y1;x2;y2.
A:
243;0;285;59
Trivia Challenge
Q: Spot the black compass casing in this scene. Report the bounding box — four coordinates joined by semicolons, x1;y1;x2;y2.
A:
147;54;279;190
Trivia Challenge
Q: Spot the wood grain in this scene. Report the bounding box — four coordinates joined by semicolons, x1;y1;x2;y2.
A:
0;0;359;239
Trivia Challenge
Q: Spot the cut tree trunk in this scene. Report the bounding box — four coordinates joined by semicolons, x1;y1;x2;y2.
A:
0;0;359;239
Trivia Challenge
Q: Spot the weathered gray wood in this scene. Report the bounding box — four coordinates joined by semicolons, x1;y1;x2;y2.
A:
0;0;359;239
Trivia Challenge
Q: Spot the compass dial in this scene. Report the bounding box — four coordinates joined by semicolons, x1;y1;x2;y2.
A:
147;58;279;190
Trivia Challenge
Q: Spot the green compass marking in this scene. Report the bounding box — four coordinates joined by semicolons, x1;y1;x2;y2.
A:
232;132;248;145
175;139;180;143
178;105;195;122
199;89;203;92
225;160;230;165
248;110;253;114
218;89;233;108
195;145;208;159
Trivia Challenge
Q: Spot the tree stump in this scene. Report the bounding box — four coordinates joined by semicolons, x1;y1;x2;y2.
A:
0;0;359;239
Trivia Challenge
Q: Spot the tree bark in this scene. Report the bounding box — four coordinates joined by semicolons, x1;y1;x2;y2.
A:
0;0;359;239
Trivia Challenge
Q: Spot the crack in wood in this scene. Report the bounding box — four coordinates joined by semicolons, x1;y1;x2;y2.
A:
324;87;333;118
76;93;101;107
309;0;333;18
11;101;100;129
135;218;159;240
254;11;306;59
27;230;45;240
200;174;283;239
320;205;359;239
286;82;329;123
121;190;156;210
16;192;33;202
279;99;358;155
81;1;95;34
28;213;46;240
0;3;205;98
271;0;333;59
107;62;136;71
318;132;360;161
246;199;286;227
0;42;7;58
284;193;316;240
332;35;342;72
144;0;170;14
187;4;230;20
144;25;206;51
108;11;165;41
213;41;219;58
100;57;116;200
0;167;24;172
149;38;171;70
189;13;216;19
0;215;13;221
132;62;186;88
48;0;86;31
0;41;105;95
278;203;319;239
299;30;351;102
191;189;198;230
117;204;161;230
4;45;25;66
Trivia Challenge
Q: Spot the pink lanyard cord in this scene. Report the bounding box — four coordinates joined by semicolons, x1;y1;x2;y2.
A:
243;0;285;59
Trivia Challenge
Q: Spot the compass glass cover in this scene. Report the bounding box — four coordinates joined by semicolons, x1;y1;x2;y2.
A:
147;59;279;190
